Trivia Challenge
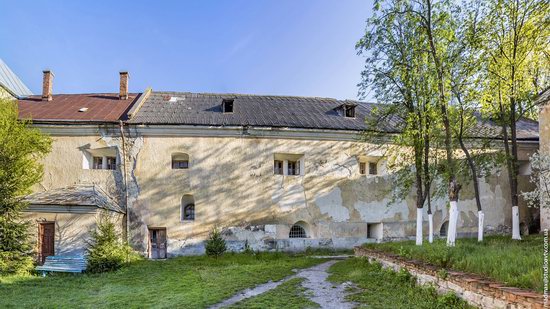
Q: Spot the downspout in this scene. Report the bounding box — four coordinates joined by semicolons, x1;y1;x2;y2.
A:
119;120;130;244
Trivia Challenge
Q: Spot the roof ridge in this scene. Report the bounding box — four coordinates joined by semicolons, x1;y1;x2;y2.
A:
152;90;377;104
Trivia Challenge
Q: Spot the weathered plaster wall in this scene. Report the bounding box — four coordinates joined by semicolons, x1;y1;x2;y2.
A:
22;209;124;257
31;126;537;256
34;127;126;205
128;134;534;256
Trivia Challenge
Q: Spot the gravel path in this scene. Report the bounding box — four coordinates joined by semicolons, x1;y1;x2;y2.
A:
209;259;356;309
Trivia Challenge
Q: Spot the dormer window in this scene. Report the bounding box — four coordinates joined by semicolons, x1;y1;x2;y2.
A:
223;99;234;113
344;104;356;118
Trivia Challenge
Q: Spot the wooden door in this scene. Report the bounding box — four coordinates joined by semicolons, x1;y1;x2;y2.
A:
38;222;55;265
149;228;167;259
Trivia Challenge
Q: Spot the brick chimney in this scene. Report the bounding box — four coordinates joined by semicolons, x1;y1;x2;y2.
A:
119;71;129;100
42;70;54;101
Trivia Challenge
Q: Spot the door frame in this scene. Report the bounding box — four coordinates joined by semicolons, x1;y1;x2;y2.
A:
148;227;167;259
38;221;55;265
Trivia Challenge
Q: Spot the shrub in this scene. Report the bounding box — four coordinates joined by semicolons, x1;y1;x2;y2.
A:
205;227;227;257
0;251;34;275
86;218;139;273
243;239;254;255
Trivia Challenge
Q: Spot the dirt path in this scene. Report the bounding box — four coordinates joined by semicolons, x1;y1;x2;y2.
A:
209;259;355;309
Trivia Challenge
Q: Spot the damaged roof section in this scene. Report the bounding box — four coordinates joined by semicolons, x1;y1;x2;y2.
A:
18;93;140;123
23;185;125;213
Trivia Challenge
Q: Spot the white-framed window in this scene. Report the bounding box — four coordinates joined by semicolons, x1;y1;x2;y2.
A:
83;147;118;170
274;160;283;175
273;153;304;176
287;161;300;176
172;153;190;169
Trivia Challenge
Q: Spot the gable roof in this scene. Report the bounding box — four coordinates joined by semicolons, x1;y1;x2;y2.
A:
128;91;538;141
0;58;33;98
18;93;140;123
23;185;124;213
128;91;401;132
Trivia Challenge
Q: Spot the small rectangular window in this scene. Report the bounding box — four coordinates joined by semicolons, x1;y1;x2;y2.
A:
172;160;189;169
106;157;117;170
288;161;300;176
369;162;377;175
344;105;356;118
359;162;366;175
92;157;103;170
223;99;234;113
274;160;283;175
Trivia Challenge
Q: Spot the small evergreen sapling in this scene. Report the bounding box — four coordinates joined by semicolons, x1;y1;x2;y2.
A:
205;227;227;257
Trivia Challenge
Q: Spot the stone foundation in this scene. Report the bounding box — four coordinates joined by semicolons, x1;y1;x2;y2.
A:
354;247;545;309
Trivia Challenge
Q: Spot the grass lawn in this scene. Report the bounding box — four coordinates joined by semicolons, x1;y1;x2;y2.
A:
0;253;324;308
229;277;319;309
363;235;544;292
328;258;474;309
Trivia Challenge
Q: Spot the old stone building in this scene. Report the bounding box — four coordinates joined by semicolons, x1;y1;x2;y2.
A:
4;68;540;259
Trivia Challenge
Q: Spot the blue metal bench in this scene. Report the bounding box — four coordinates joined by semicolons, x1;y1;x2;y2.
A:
36;256;87;276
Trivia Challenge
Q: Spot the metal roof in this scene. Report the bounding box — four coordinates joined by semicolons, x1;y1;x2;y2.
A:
23;185;125;213
18;93;140;122
0;58;32;98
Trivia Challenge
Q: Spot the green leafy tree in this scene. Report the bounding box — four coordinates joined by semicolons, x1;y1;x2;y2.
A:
481;0;549;239
0;98;51;274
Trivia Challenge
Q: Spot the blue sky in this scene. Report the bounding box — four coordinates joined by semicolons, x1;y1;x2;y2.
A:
0;1;373;100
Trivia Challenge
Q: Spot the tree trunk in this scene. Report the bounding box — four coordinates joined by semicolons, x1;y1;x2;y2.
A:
457;104;483;242
423;0;460;246
510;99;521;240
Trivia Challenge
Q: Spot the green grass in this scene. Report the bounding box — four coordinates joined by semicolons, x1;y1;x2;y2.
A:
363;235;544;291
328;258;474;309
229;277;320;309
0;252;324;308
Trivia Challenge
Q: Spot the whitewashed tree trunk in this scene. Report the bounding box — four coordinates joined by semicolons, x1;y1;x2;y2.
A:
416;208;423;245
428;213;433;243
512;205;521;240
477;210;484;242
446;201;459;246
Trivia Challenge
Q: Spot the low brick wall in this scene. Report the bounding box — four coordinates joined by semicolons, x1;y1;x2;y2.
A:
354;247;545;309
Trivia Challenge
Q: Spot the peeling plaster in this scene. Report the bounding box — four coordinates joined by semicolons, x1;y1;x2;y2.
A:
315;188;350;222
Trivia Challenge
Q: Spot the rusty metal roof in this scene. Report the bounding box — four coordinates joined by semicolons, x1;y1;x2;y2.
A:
23;185;124;213
18;93;140;123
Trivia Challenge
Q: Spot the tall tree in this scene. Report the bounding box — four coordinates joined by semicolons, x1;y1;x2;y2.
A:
358;0;436;245
0;99;51;274
400;0;463;246
481;0;549;239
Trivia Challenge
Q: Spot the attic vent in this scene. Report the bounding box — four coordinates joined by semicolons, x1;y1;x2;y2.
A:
223;99;234;113
79;107;88;112
344;104;356;118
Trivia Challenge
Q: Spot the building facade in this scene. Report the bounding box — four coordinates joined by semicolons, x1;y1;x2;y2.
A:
4;69;541;259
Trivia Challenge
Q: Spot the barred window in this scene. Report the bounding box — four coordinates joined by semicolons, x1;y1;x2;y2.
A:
106;157;117;170
289;225;307;238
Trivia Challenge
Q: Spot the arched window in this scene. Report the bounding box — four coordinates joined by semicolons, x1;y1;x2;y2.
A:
181;194;195;221
182;204;195;220
172;153;189;169
289;224;307;238
440;221;449;237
